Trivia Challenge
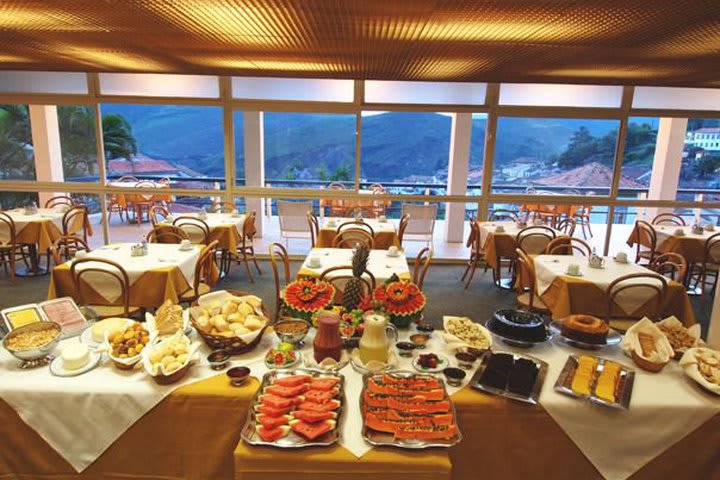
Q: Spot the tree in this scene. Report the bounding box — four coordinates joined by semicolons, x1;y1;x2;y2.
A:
0;104;33;180
557;126;596;169
57;106;97;177
331;162;351;181
694;155;720;178
102;113;137;164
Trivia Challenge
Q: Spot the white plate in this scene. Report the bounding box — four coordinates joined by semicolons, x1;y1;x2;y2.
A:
178;246;193;252
564;270;583;277
264;352;301;370
49;350;102;377
412;354;449;373
613;257;629;264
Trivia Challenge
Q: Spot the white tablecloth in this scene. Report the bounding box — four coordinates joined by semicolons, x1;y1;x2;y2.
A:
0;208;64;244
73;243;199;302
300;248;410;283
322;218;396;234
654;224;715;248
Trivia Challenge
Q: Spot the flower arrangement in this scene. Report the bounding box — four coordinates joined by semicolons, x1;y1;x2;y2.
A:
282;279;335;321
362;277;426;328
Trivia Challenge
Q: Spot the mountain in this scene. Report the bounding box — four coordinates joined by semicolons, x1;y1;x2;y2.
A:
100;105;617;182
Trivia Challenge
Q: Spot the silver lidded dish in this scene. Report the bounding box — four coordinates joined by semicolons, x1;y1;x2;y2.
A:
274;317;310;347
3;321;62;368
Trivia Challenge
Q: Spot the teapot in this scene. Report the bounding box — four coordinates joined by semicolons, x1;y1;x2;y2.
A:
588;253;605;269
358;312;398;364
130;243;145;257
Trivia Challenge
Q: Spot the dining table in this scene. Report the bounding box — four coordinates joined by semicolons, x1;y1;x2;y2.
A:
316;218;400;249
626;223;717;264
296;248;411;284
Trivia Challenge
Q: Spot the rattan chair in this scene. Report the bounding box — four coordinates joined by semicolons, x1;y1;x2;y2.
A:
269;242;291;321
179;241;220;304
413;247;432;290
332;228;375;249
652;212;685;226
545;237;592;256
605;273;668;332
514;249;549;314
70;257;142;319
173;216;210;244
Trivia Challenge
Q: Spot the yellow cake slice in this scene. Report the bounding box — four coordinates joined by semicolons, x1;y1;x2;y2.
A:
571;355;597;396
595;362;621;403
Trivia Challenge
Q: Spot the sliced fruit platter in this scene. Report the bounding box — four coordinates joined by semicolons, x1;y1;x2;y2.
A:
360;371;462;448
241;368;345;448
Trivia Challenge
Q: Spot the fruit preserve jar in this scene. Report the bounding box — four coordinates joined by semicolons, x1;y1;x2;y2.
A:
313;311;343;363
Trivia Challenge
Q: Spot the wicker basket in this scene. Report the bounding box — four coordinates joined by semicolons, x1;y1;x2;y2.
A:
151;362;191;385
110;355;142;370
631;350;668;372
191;289;272;355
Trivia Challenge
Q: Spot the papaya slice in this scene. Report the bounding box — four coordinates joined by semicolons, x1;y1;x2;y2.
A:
394;424;458;440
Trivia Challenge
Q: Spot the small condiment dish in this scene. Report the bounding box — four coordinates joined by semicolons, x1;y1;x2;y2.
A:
396;342;416;358
207;349;231;370
409;333;430;349
227;366;251;386
443;367;466;387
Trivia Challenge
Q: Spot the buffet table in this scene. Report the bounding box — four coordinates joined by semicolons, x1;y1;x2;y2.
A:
316;218;400;250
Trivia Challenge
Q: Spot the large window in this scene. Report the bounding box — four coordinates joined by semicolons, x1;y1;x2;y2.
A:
492;117;621;195
234;112;245;186
360;111;451;192
100;103;224;189
468;113;487;195
0;104;34;181
679;118;720;202
263;112;356;188
58;106;98;181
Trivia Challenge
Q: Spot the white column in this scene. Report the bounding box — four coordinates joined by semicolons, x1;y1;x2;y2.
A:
243;111;264;236
645;117;687;221
28;105;64;206
444;113;472;243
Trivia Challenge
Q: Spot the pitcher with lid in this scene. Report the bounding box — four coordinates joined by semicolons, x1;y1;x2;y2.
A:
358;312;398;364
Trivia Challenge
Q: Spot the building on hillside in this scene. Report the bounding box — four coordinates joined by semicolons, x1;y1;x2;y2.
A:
535;162;643;191
107;153;203;178
686;128;720;151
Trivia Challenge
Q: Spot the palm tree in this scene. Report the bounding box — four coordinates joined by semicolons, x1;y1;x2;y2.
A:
102;113;138;168
0;104;33;179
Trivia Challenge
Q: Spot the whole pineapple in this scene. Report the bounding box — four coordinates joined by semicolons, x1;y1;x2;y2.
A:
343;245;369;312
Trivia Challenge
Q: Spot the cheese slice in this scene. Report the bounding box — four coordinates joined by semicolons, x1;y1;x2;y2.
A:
61;344;90;371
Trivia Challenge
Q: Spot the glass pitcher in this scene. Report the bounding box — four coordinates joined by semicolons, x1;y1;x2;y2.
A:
359;312;398;364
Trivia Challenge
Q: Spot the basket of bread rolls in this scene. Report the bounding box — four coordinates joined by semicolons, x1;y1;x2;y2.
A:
189;290;270;354
621;318;674;372
142;330;199;385
146;299;190;338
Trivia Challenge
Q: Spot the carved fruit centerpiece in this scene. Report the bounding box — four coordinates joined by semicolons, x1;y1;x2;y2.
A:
282;279;335;321
364;275;426;329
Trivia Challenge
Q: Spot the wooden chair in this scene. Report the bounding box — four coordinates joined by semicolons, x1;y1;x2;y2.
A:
545;237;592;256
367;185;387;218
117;175;139;182
179;241;220;304
269;242;291;321
574;205;593;239
556;217;577;236
397;214;410;246
332;228;375;249
605;273;668;332
0;212;27;282
514;249;549;314
649;252;688;283
461;218;485;289
210;201;237;213
307;212;320;248
234;211;262;282
149;205;170;227
689;232;720;295
70;257;142;319
146;226;189;244
337;220;375;237
516;226;556;255
319;266;376;306
652;212;685;226
107;193;126;224
44;195;74;209
488;209;519;223
413;247;432;290
49;235;90;266
633;220;659;265
326;182;347;217
130;181;157;224
62;205;90;244
173;216;210;244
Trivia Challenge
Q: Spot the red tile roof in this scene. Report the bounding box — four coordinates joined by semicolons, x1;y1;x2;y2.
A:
536;162;643;188
107;154;180;174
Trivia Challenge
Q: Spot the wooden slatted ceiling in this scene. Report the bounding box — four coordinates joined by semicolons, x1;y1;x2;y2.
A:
0;0;719;87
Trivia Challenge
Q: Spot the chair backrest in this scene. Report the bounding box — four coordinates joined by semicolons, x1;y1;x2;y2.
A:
192;240;219;296
413;247;432;289
704;232;720;265
319;266;376;305
369;183;385;192
466;218;481;251
606;273;668;323
398;213;410;245
44;195;74;209
652;212;685;226
546;237;591;256
649;252;688;282
635;220;657;259
0;212;17;247
242;210;258;244
516;226;556;255
514;248;538;308
401;203;437;236
488;209;519;223
307;212;319;247
70;257;132;314
209;201;236;213
49;235;89;265
173;216;210;244
134;181;156;202
62;205;89;240
146;225;189;244
117;175;139;182
149;205;170;227
269;242;291;321
556;217;577;236
337;220;375;237
327;182;346;190
278;200;313;235
332;228;375;249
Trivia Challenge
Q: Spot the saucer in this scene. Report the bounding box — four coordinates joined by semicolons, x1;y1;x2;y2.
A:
178;246;193;252
613;257;629;264
386;252;401;258
564;270;583;277
49;351;102;377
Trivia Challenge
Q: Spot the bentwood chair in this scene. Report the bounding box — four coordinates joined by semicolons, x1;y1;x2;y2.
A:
146;225;189;244
62;205;90;244
48;235;90;266
514;248;549;314
556;217;577;236
652;212;686;227
307;212;320;248
326;182;347;217
461;218;485;289
173;216;210;244
234;211;262;282
545;237;592;257
649;252;688;283
179;241;220;304
516;226;556;255
149;205;170;227
413;247;432;290
269;242;291;321
332;228;375;249
337;220;375;237
70;257;142;319
574;205;593;239
633;220;659;266
44;195;75;209
605;273;668;332
689;232;720;295
319;266;376;306
488;209;519;223
0;212;29;282
397;214;410;246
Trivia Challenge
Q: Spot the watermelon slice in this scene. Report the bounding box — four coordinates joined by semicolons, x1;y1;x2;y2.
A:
255;414;292;429
274;375;312;387
304;388;338;404
309;378;340;391
254;404;293;417
257;425;290;442
258;394;293;409
291;410;337;424
290;419;336;440
265;383;310;398
298;399;341;412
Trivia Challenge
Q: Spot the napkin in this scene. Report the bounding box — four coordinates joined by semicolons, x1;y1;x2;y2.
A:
620;318;673;364
679;348;720;395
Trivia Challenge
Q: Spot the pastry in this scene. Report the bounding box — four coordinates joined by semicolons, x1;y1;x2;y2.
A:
155;300;183;335
109;322;150;359
595;362;621;403
638;332;656;357
193;297;266;338
560;315;609;344
61;343;90;370
487;310;547;343
507;358;539;397
571;355;597;396
696;350;720;386
479;353;514;390
90;317;127;343
657;322;696;353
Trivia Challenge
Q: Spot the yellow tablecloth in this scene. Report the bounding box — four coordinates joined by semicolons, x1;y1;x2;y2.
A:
13;214;87;253
626;223;709;263
481;224;566;270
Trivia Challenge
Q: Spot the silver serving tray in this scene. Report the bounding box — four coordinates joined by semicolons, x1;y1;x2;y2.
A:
470;351;548;405
549;321;623;350
485;322;554;348
554;355;635;410
241;368;345;448
360;370;462;449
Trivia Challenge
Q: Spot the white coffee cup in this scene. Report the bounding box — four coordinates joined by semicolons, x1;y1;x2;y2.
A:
388;246;400;257
495;225;505;233
180;239;192;250
615;252;628;263
378;215;387;223
566;263;580;275
308;255;321;268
